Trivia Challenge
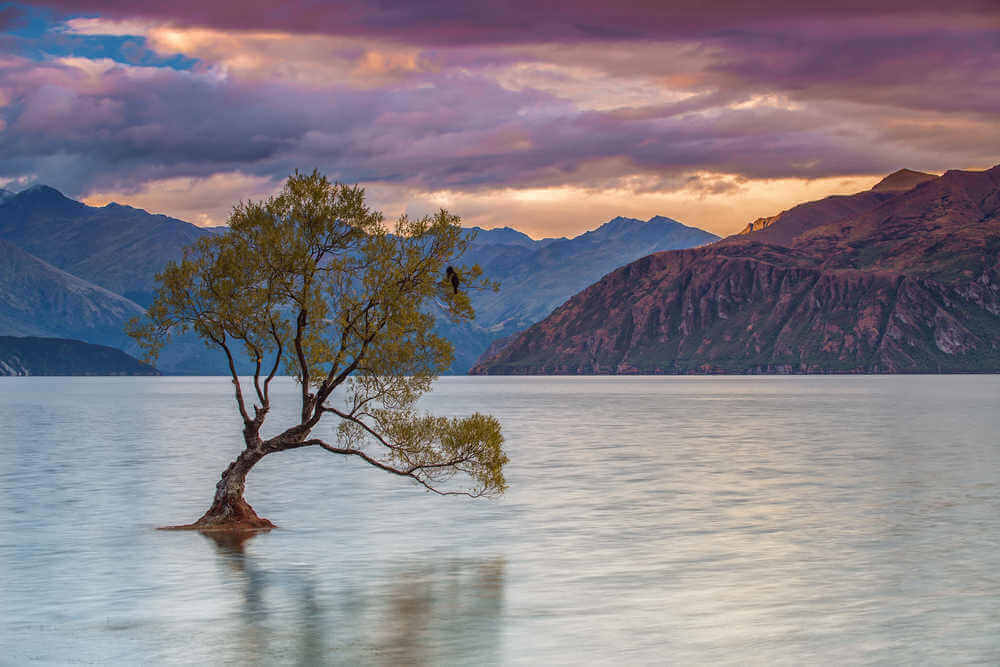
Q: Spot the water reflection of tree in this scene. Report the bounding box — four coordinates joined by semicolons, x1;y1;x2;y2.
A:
373;558;506;665
202;532;505;665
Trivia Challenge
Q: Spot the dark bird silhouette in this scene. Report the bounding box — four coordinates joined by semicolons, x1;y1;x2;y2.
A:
446;266;460;294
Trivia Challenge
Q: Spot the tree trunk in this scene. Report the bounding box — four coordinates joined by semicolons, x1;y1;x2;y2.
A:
162;446;275;532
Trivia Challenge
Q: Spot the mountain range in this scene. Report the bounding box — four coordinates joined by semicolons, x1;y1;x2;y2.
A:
445;215;718;370
0;186;220;373
0;185;207;306
0;239;145;348
471;166;1000;374
0;185;717;373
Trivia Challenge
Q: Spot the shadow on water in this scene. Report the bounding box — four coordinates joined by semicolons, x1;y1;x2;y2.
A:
200;531;506;665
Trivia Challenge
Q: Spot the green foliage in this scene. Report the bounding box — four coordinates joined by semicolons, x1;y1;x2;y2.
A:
128;170;506;497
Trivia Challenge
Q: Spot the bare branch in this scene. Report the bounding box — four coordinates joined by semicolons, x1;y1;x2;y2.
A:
310;332;378;425
263;321;283;406
294;308;310;421
252;353;265;408
207;331;251;424
315;299;373;399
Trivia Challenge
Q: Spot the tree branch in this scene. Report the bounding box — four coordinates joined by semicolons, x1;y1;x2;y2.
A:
207;331;251;424
321;406;401;451
303;439;483;497
294;308;310;421
263;321;283;406
252;352;265;409
309;326;379;426
315;300;373;401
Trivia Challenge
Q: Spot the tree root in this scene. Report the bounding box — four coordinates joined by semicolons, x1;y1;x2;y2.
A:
159;497;276;533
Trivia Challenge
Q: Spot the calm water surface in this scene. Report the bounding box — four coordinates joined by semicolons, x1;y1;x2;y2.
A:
1;375;999;665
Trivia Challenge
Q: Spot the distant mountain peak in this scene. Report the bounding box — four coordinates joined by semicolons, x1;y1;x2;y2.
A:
871;168;937;193
647;215;684;226
102;201;153;215
21;184;64;196
584;214;697;240
466;225;538;247
594;216;643;230
597;215;685;231
12;184;80;208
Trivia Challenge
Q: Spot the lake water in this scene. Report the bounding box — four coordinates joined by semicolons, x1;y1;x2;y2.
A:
1;375;999;665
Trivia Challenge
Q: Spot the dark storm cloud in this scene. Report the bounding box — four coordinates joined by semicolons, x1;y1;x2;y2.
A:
36;0;1000;44
702;25;1000;116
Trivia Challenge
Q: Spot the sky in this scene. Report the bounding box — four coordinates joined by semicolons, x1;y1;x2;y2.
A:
0;1;997;237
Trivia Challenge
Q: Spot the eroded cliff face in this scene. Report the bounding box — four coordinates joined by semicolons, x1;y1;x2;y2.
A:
471;166;1000;374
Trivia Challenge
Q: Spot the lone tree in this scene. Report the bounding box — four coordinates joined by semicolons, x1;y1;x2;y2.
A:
129;171;507;531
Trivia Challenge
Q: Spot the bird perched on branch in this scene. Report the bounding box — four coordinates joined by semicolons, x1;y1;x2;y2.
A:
445;266;460;294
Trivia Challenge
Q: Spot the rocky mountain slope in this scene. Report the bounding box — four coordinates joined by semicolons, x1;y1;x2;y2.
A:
736;170;937;242
0;191;233;373
0;336;159;376
0;238;220;374
471;166;1000;374
0;239;145;349
870;168;939;193
0;186;210;305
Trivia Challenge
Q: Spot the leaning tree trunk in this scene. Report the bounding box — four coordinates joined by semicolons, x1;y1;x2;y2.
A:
196;447;275;530
162;446;275;532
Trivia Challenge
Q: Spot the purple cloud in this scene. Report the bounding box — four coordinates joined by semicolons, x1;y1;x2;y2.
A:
0;1;996;235
37;1;1000;45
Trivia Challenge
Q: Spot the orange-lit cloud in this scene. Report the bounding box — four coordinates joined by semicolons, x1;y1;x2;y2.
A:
65;18;431;88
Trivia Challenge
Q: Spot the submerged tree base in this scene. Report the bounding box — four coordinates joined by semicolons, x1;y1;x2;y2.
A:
158;498;276;533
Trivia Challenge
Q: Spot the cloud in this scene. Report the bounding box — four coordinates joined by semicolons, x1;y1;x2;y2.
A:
61;19;433;88
38;1;1000;45
52;12;1000;118
0;46;993;236
1;2;996;236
